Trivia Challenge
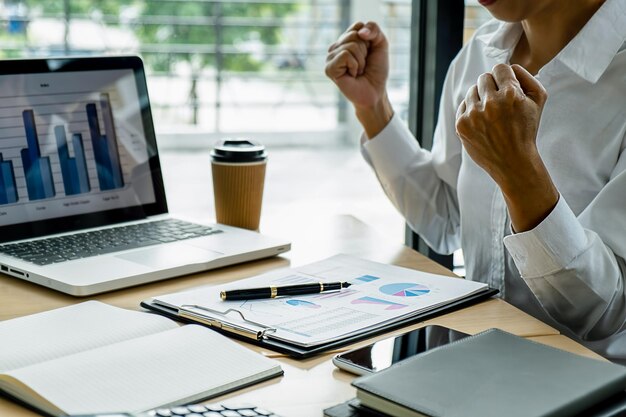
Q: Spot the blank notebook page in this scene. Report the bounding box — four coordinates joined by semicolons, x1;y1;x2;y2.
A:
0;301;178;373
6;324;281;415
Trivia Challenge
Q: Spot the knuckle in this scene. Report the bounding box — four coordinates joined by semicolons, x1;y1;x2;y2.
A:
455;119;469;138
501;85;517;99
337;49;350;59
492;63;508;72
338;31;358;45
333;50;350;65
348;21;365;31
465;85;477;101
344;41;360;53
455;107;464;120
325;60;341;77
345;31;360;42
338;50;357;65
347;43;366;61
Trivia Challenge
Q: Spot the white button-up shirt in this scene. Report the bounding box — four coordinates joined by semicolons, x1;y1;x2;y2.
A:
362;0;626;362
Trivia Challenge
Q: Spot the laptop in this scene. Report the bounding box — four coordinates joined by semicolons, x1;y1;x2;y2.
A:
0;56;290;296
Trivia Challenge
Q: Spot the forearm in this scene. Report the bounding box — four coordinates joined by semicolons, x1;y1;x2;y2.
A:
496;155;559;233
355;94;394;139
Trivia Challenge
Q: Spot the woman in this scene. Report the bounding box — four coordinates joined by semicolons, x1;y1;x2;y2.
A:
325;0;626;362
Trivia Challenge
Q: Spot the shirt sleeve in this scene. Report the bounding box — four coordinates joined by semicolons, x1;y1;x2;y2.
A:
503;153;626;341
360;61;464;255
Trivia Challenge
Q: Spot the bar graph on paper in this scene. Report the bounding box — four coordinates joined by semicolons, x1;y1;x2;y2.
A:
0;92;128;205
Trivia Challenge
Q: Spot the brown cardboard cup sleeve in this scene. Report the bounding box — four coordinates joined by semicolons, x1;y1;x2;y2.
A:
211;160;266;230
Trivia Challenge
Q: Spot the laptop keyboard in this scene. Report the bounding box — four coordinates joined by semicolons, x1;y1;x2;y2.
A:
147;402;281;417
0;219;223;266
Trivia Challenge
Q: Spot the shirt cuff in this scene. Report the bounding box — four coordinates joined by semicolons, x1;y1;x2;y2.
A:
503;196;589;278
360;114;428;186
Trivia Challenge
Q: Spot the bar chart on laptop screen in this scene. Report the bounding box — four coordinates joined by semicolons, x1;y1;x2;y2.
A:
0;69;156;226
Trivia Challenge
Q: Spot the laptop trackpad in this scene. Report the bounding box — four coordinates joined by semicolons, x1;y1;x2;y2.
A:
116;243;221;268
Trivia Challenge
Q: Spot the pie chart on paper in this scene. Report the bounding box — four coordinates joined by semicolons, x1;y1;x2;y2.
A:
380;283;431;297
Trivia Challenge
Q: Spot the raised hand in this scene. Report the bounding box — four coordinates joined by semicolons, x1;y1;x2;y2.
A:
325;21;393;138
455;64;558;232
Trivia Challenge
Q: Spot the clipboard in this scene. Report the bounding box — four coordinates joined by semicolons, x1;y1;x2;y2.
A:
140;287;498;358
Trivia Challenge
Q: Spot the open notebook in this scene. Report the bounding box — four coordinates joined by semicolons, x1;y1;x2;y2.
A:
0;301;283;416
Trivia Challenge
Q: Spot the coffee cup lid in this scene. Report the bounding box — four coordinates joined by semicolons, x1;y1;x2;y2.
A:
210;139;267;163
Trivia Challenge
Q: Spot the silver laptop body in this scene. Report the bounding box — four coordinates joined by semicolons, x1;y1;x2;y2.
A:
0;56;290;296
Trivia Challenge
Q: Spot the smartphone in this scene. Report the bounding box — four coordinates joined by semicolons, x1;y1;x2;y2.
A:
332;325;470;375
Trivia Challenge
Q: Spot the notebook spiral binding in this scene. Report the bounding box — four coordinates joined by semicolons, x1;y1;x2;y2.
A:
178;304;277;340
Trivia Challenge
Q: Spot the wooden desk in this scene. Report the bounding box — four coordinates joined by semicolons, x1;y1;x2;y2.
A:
0;215;602;417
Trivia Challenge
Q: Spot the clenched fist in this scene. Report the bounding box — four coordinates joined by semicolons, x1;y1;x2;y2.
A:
455;64;558;232
325;21;393;138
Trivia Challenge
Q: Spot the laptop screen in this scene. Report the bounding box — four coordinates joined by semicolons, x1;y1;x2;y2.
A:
0;57;168;242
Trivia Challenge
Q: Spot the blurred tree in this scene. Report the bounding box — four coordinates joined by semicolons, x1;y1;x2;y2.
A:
136;2;296;71
136;2;297;124
22;0;129;14
19;0;297;124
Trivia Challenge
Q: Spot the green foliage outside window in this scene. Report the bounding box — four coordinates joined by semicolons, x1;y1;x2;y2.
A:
137;2;298;72
11;0;298;123
17;0;298;73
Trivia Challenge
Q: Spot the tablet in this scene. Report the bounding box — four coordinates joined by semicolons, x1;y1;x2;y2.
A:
332;325;469;375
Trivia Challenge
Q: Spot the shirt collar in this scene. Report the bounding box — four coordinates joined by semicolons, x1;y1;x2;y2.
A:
556;0;626;83
476;21;523;60
476;0;626;83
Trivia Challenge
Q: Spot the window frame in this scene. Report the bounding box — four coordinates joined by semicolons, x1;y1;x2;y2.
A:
405;0;465;269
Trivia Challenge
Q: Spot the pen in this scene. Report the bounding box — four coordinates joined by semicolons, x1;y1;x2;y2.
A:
220;281;351;301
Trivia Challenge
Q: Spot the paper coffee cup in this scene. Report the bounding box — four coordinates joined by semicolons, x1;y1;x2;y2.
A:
210;139;267;231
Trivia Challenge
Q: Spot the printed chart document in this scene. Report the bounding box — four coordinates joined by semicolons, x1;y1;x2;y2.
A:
0;301;283;416
151;255;490;348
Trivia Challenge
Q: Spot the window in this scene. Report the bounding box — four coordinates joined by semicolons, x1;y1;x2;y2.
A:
0;1;413;144
0;1;412;242
0;1;492;251
464;1;493;43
